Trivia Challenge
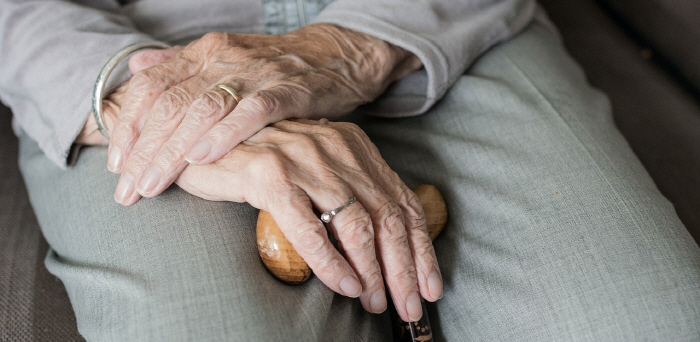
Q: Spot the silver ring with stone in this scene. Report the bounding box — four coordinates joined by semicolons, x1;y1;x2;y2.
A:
320;197;356;223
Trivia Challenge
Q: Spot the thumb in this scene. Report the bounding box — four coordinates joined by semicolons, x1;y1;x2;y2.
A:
128;46;184;73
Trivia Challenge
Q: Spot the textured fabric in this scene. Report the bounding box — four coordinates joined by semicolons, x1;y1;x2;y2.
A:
539;0;700;253
597;0;700;94
0;111;83;341
0;0;536;169
17;22;700;341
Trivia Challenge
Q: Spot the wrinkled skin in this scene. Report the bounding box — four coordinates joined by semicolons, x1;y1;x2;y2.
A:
76;26;440;322
78;87;442;322
103;24;421;207
179;119;443;322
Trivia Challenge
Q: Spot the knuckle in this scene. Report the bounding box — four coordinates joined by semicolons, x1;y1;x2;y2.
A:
415;241;436;260
315;254;344;277
111;122;139;145
253;148;290;184
341;216;374;251
295;223;328;257
194;91;227;117
123;148;151;171
246;93;278;116
390;263;417;285
159;143;186;164
400;187;427;229
129;70;168;95
378;202;407;242
155;88;193;120
129;72;157;91
365;268;384;286
286;133;318;155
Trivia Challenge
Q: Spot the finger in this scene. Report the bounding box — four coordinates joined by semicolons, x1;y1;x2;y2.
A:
114;75;212;205
281;122;419;321
185;86;311;165
108;49;204;173
135;82;241;197
271;189;363;299
346;180;421;321
307;179;387;315
336;122;443;302
128;46;184;74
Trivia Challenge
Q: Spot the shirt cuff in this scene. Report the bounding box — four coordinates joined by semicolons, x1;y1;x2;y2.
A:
312;9;449;117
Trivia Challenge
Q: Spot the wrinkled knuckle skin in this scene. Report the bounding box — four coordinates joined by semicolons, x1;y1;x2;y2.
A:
341;216;374;251
415;242;436;261
112;122;139;145
284;133;319;157
400;187;427;229
315;254;344;278
130;71;166;93
247;94;278;116
389;264;418;287
366;269;384;287
194;91;227;118
123;148;152;173
160;144;186;164
155;88;194;121
253;148;290;186
295;224;329;257
379;202;408;243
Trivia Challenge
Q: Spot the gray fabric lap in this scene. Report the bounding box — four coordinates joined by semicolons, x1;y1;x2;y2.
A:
16;21;700;341
18;140;388;341
355;23;700;340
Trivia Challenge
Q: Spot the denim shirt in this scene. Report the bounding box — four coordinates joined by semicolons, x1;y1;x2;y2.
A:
262;0;336;35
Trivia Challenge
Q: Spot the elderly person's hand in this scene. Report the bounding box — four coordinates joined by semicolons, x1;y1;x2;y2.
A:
175;119;442;322
76;46;183;145
108;24;421;206
78;82;442;322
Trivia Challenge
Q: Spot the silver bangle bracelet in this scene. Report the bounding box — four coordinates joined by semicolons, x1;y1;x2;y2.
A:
92;41;171;139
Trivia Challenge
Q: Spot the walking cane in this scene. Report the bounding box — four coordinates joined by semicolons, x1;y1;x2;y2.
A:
256;184;447;342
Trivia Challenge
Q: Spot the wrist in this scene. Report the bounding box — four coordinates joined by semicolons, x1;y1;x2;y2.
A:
296;24;422;100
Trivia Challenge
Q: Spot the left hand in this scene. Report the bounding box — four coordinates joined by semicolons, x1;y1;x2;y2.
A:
109;24;421;206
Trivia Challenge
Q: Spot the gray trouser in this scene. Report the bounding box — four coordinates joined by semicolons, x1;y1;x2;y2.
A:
19;22;700;341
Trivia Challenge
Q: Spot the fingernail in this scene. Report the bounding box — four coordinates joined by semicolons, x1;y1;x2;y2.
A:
369;290;387;313
339;276;362;298
108;146;122;172
137;166;161;194
406;292;423;321
428;270;443;300
186;140;212;163
114;173;135;204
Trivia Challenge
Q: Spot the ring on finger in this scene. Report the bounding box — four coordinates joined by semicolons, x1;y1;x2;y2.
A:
216;84;243;103
321;197;356;223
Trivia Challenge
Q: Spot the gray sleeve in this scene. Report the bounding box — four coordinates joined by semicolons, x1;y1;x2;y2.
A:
312;0;538;117
0;0;163;168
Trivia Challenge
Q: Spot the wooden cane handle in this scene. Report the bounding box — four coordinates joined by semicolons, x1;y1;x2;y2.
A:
256;184;447;284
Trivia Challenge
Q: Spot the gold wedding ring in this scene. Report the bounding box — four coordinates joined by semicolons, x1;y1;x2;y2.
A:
216;84;243;103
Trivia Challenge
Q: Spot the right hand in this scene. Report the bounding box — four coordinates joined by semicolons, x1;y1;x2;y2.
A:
76;46;183;146
176;119;443;322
